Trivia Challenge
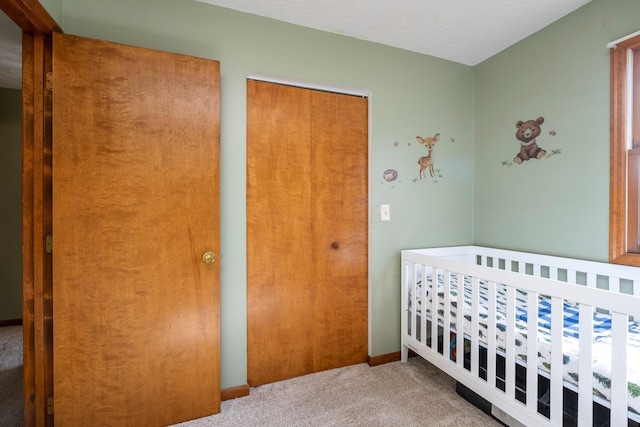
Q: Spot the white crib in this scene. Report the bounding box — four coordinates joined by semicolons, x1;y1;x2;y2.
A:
401;246;640;426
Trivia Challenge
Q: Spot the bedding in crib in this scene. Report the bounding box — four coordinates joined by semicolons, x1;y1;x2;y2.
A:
410;273;640;414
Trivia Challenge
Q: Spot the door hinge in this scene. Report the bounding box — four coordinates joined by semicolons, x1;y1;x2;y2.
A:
46;72;53;91
47;396;54;414
46;235;53;254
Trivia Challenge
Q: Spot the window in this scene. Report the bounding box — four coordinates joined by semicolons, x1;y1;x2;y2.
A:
609;31;640;265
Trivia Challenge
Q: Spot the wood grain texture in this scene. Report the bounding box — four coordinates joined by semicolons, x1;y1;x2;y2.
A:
2;2;60;425
0;0;62;33
633;49;640;149
627;150;640;253
41;34;53;427
21;31;53;427
247;82;314;385
20;31;37;427
247;81;368;386
1;3;61;425
309;89;368;373
366;350;418;366
221;385;250;401
609;36;640;266
52;33;221;426
367;352;401;367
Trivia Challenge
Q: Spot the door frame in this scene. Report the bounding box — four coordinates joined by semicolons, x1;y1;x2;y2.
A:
246;72;373;355
0;1;61;426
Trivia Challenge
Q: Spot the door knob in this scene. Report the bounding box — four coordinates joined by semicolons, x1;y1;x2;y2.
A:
202;251;216;264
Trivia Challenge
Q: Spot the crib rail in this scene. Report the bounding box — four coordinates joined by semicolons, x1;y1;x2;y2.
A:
412;245;640;295
401;246;640;427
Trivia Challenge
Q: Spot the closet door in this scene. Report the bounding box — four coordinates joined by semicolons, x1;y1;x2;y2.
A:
309;89;368;372
52;33;220;426
247;80;368;386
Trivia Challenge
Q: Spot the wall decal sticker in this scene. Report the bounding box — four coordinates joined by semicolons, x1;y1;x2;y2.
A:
417;133;440;179
383;169;398;182
514;117;546;164
385;132;453;187
381;162;402;188
502;117;561;167
546;148;562;158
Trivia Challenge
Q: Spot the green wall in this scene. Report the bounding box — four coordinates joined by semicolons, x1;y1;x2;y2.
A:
473;0;640;261
47;0;640;391
39;0;63;25
58;0;474;389
0;88;22;321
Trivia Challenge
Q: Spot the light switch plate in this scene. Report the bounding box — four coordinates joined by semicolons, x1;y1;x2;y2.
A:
381;204;390;221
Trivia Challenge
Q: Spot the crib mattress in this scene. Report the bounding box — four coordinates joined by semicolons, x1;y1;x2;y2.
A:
412;273;640;415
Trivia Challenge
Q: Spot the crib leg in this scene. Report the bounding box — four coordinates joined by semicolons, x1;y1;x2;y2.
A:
401;344;408;362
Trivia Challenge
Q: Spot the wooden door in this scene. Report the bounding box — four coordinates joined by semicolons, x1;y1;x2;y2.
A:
52;33;220;426
247;80;368;386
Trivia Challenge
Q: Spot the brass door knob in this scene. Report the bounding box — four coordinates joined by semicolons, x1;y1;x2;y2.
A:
202;251;216;264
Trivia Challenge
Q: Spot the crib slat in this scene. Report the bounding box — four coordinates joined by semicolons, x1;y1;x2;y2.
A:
550;296;564;425
456;273;464;369
526;291;538;411
505;286;516;400
470;277;480;377
610;276;621;293
578;303;593;426
568;269;577;284
420;265;428;345
430;268;439;352
401;261;409;362
549;267;558;280
410;263;417;341
587;272;597;289
443;270;451;361
487;281;497;387
610;312;628;425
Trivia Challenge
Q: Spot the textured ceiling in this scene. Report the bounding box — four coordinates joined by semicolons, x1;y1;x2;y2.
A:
196;0;591;66
0;1;592;89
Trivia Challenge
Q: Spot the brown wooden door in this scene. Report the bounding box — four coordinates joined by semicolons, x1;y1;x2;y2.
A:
51;33;220;426
247;80;368;386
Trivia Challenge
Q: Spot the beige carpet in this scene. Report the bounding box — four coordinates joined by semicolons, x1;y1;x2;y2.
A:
0;325;24;427
0;326;502;426
174;358;503;427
